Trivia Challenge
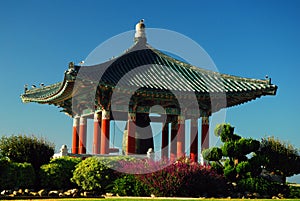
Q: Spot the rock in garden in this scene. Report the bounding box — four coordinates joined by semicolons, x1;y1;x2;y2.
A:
24;189;30;195
38;189;47;197
1;190;11;195
253;192;260;198
83;191;94;197
30;192;38;196
13;191;19;196
65;188;78;197
18;189;23;195
278;193;284;199
48;190;59;197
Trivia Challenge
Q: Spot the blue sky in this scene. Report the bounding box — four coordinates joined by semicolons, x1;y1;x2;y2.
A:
0;1;300;182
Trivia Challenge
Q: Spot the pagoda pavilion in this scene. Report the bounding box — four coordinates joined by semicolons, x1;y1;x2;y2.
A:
21;20;277;162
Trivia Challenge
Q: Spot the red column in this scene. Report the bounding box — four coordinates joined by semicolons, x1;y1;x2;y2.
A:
100;110;110;154
177;115;185;159
93;112;101;154
201;116;209;151
78;116;87;154
161;122;169;160
127;112;136;155
190;118;198;163
72;116;80;154
170;116;178;162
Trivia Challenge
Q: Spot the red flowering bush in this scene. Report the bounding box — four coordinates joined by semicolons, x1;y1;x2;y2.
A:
116;158;228;197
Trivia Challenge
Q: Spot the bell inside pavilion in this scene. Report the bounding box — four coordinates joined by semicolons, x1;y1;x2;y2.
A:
21;20;277;162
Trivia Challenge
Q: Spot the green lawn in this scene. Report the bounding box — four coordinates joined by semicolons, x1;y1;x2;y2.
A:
3;198;300;201
102;198;299;201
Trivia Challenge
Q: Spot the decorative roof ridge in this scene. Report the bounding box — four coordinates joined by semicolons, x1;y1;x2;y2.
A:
23;82;63;95
220;73;273;85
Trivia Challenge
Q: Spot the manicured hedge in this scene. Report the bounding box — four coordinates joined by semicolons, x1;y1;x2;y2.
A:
111;174;148;196
71;157;120;193
39;157;81;190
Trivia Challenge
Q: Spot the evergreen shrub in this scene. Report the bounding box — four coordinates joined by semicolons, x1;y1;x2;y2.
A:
111;174;148;196
71;157;121;193
223;163;236;181
0;158;35;190
289;185;300;198
237;177;288;196
210;161;224;174
202;147;222;161
39;156;81;189
236;161;251;177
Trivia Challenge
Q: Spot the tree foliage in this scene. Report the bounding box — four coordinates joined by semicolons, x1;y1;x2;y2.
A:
0;135;55;171
256;136;300;177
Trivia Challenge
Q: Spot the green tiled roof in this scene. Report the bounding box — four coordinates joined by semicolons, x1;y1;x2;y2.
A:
21;40;277;115
79;42;275;93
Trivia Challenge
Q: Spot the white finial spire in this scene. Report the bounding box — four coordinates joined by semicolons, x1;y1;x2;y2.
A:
134;19;146;42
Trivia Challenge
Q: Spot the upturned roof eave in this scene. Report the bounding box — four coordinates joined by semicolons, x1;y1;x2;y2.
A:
20;71;76;104
20;40;278;110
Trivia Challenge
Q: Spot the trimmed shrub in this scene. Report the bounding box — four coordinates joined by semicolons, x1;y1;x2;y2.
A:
224;163;236;181
71;157;119;193
222;138;260;159
236;161;251;178
214;123;240;142
215;124;234;138
236;138;260;156
210;161;223;174
0;159;35;190
39;156;81;190
0;135;55;171
111;174;148;196
222;141;236;157
202;147;222;161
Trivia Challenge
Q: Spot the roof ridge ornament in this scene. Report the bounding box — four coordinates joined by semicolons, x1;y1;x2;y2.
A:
134;19;146;43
